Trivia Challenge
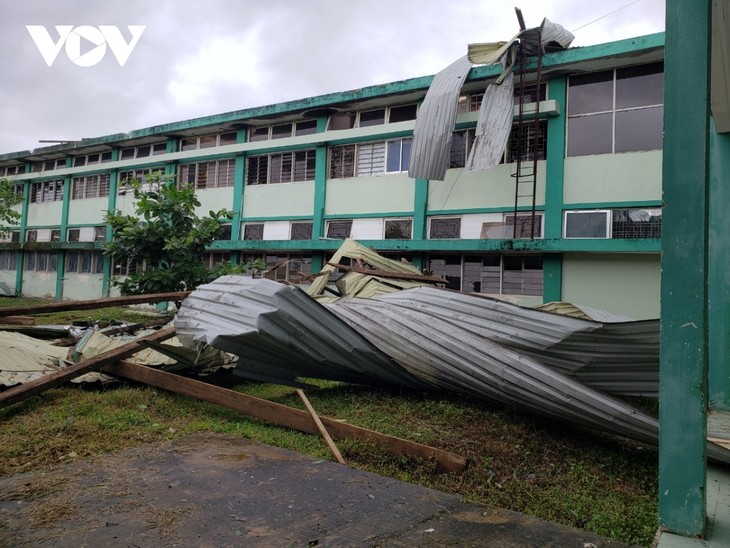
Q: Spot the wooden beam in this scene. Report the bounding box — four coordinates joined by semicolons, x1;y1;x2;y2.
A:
327;263;447;284
0;326;176;408
99;317;172;337
104;360;468;474
0;292;190;317
296;389;346;465
0;316;35;326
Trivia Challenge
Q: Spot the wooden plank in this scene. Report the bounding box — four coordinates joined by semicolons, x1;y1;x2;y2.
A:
0;292;190;317
0;326;176;409
327;262;447;284
296;389;346;465
104;360;467;474
99;317;171;337
0;316;35;326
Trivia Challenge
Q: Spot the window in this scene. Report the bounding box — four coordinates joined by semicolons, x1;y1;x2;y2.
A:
504;214;543;238
72;151;113;167
243;223;264;241
11;231;20;243
202;252;231;268
67;228;80;242
506;121;547;163
291;221;313;240
328;104;417;130
326;220;352;239
121;143;167;159
179;132;236;151
118;168;164;190
261;253;312;283
30;180;64;203
246;151;315;185
329;145;356;178
1;165;23;176
218;224;232;240
39;158;66;171
178;158;235;189
429;254;543;296
65;251;104;274
384;218;412;239
567;62;664;156
449;130;473;169
0;251;17;270
386;138;412;173
50;229;60;242
248;121;316;142
329;139;412;178
71;173;111;200
429;217;461;239
564;210;611;238
94;226;107;241
612;208;662;239
112;256;137;276
25;230;37;243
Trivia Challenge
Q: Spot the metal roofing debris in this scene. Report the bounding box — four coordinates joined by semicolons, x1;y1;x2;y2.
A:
464;71;516;172
375;288;660;397
176;276;730;464
410;16;573;181
306;239;438;300
0;331;71;387
175;275;428;389
407;55;473;181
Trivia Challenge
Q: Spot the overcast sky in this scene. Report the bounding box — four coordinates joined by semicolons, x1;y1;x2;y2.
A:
0;0;665;155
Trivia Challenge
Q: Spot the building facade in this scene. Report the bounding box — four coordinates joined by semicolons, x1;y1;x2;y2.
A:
0;33;664;319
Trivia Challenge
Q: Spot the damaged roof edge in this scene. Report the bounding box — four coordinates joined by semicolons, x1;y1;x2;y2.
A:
0;33;664;161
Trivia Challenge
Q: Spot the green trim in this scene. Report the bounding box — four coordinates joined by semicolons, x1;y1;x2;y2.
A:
544;77;567;239
542;254;562;302
323;212;413;220
562;200;663;209
101;160;119;297
241;215;313;223
230;128;248;251
708;120;730;408
312;149;328;238
209;237;660;253
659;0;710;536
56;176;72;299
426;205;545;216
15;183;30;295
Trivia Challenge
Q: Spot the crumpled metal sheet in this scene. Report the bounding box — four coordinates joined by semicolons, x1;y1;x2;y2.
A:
324;296;730;464
464;71;515;172
175;276;427;389
375;288;659;397
407;55;473;181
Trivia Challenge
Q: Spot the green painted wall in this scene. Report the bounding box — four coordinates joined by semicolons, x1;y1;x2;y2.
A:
242;182;315;218
561;253;660;319
708;121;730;409
428;164;546;212
563;151;662;204
326;174;414;215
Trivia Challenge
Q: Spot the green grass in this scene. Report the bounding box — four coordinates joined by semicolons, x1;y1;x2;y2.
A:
0;296;659;546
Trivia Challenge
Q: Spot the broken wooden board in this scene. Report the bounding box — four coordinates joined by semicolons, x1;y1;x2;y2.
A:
0;292;189;317
0;326;176;408
103;360;468;474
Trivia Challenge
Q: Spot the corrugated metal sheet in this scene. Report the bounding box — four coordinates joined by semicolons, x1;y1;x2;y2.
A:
176;277;730;463
175;276;427;388
464;71;515;172
324;297;730;464
407;55;472;181
535;301;635;322
375;288;659;397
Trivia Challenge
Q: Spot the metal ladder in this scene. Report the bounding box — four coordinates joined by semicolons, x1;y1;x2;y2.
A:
510;18;543;239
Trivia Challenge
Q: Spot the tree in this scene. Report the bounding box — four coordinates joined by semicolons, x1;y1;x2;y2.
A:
0;178;22;238
105;172;261;295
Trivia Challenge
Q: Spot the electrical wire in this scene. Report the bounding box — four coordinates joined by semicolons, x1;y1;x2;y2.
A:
571;0;644;33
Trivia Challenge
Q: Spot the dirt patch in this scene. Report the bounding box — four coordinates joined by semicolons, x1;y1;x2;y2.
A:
0;433;627;547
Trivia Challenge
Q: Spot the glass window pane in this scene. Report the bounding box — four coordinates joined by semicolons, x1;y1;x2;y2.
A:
291;222;313;240
359;109;385;127
328;113;356;131
80;251;92;273
615;106;663;153
199;135;217;148
249;127;269;142
49;252;58;272
271;124;293;139
384;219;412;239
567;113;613;156
616;63;664;109
326;221;352;239
295;120;317;136
568;71;613;115
565;212;609;238
429;218;461;239
243;224;264;240
386;140;401;172
389;104;417;123
449;131;467;168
